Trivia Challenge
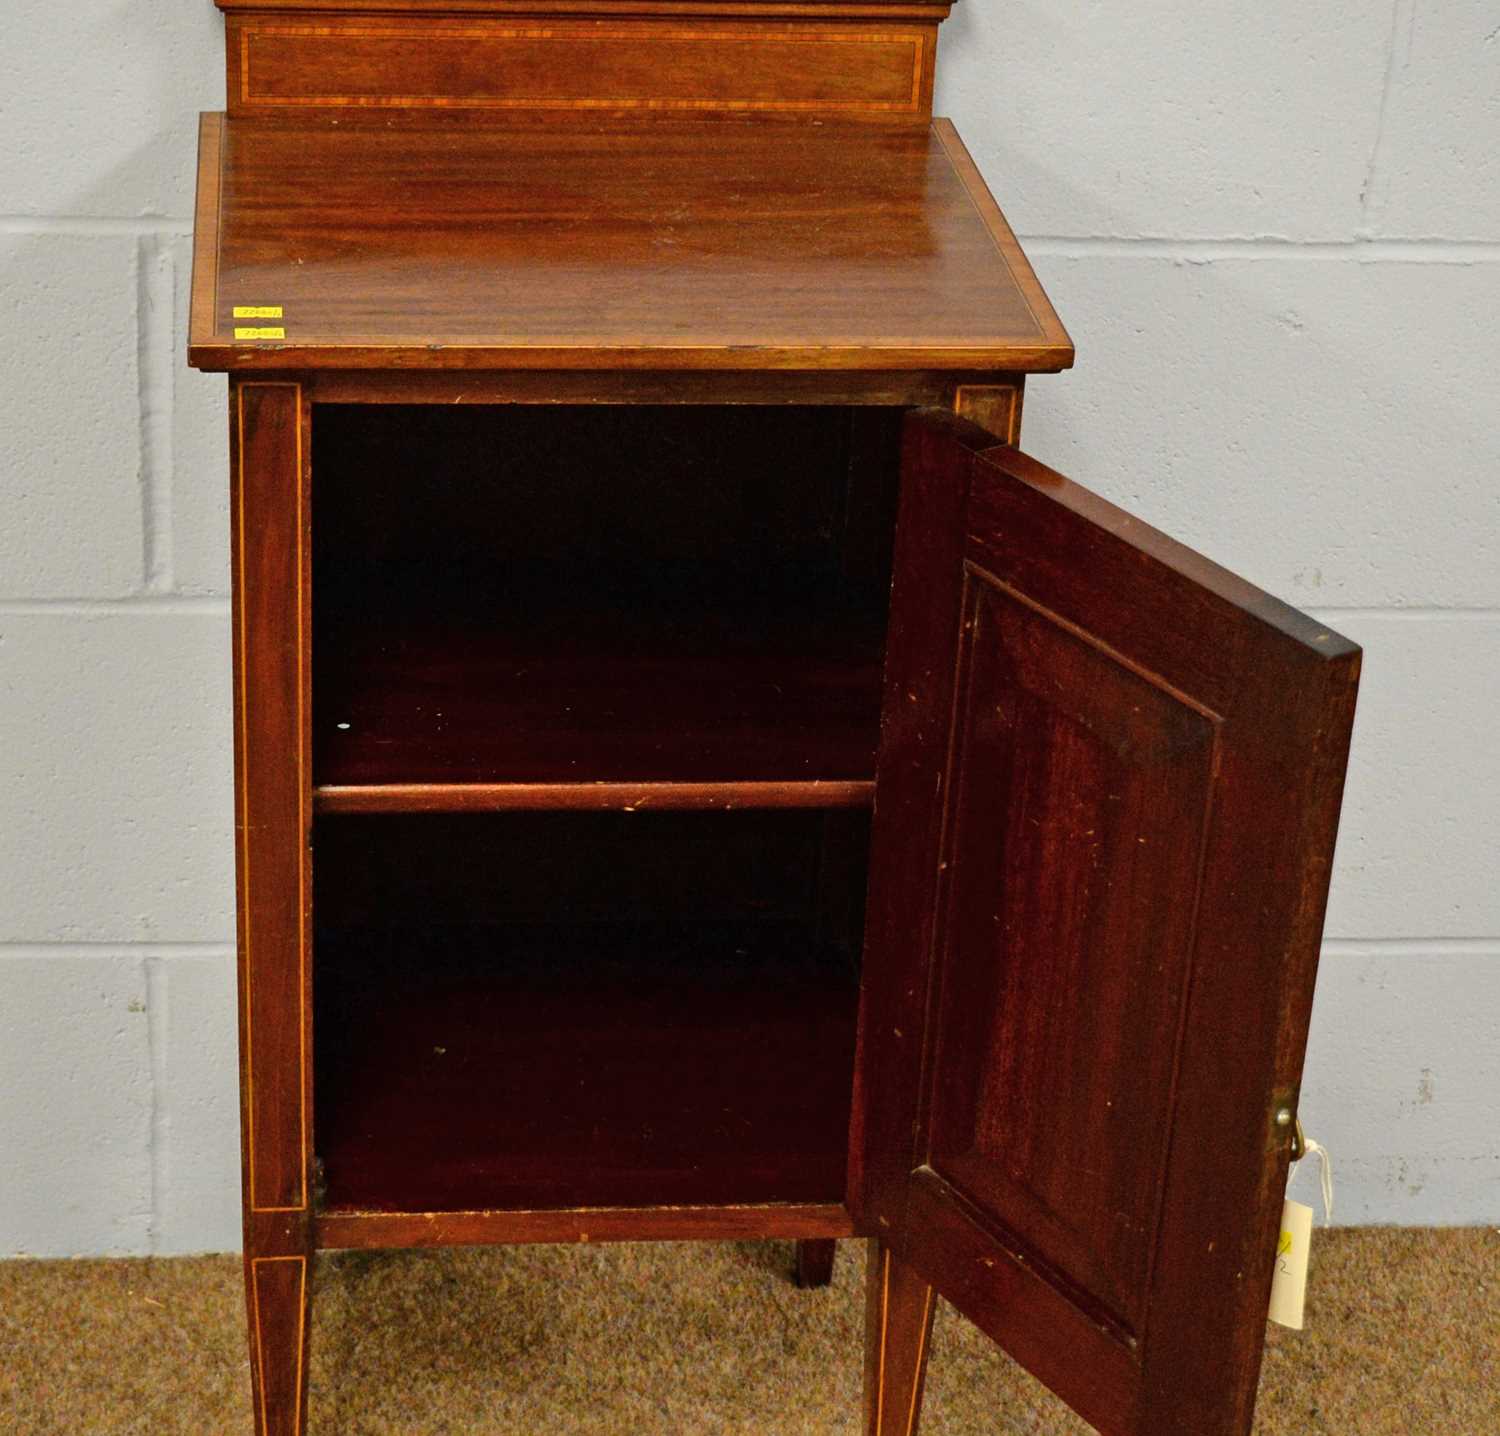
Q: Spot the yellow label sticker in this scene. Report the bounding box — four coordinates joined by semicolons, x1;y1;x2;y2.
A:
235;327;286;341
232;306;283;319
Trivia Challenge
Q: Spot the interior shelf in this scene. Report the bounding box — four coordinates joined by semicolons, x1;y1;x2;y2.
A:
314;919;859;1214
314;606;885;811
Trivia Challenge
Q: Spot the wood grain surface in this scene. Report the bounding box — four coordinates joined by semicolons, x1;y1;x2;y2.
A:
231;380;316;1436
313;921;861;1212
316;1204;856;1250
231;381;314;1219
225;15;938;121
188;114;1071;372
854;412;1360;1436
217;1;952;16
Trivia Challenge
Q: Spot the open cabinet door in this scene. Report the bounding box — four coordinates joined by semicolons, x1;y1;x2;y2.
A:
852;412;1360;1436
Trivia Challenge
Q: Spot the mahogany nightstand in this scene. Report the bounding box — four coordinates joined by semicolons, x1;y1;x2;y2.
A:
188;3;1360;1432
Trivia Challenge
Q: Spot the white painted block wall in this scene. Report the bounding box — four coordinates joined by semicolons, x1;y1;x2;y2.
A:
1;1;1495;1257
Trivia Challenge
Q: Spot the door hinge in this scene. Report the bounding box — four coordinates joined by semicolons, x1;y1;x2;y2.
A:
1272;1096;1302;1158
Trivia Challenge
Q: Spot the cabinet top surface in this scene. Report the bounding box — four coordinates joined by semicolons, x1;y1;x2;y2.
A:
187;114;1071;373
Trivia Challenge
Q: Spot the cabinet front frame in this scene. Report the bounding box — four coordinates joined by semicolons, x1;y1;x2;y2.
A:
231;367;1026;1265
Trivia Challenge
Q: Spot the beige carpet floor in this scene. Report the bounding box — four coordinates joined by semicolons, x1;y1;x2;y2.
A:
1;1230;1496;1434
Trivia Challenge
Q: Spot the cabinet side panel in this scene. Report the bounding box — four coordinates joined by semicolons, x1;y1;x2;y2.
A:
232;380;312;1215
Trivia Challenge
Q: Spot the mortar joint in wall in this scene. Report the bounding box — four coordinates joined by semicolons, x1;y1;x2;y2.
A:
137;235;178;596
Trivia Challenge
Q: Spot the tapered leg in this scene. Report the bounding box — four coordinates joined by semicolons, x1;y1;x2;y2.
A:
796;1238;837;1288
247;1250;312;1436
232;379;316;1435
864;1240;937;1436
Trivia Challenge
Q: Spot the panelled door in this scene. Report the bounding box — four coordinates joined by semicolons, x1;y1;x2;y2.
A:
853;411;1360;1435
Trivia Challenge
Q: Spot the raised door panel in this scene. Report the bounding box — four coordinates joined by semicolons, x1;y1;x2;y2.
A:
926;570;1220;1339
853;412;1359;1436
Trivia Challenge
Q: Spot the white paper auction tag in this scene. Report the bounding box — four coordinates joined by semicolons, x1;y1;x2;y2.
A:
1268;1198;1314;1329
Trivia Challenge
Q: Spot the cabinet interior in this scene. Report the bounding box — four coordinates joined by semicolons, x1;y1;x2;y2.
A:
310;403;903;1214
312;403;901;794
